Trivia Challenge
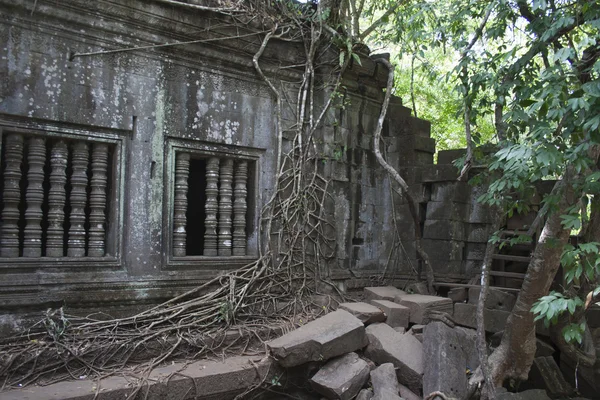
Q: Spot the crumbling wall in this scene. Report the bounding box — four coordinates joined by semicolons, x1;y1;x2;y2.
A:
0;0;491;334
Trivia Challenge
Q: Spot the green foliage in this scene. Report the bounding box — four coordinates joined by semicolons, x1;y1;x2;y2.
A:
361;0;600;347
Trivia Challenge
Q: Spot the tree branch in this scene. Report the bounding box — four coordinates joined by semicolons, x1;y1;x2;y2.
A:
373;58;435;294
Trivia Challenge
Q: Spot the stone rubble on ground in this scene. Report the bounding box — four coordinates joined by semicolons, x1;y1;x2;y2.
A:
267;309;368;367
309;352;370;400
338;302;386;325
266;285;583;400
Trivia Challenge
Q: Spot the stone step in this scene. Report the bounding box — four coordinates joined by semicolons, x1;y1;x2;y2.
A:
0;356;271;400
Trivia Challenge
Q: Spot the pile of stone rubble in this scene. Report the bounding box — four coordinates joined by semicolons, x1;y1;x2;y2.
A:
267;286;588;400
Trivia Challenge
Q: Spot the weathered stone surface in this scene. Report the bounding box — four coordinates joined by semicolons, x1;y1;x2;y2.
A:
370;299;410;328
395;294;453;324
496;389;551;400
268;310;368;367
405;281;429;295
448;287;468;303
393;327;406;334
528;357;573;398
468;287;517;312
338;302;386;325
364;286;406;302
453;302;509;333
370;363;400;398
356;389;373;400
399;383;421;400
455;326;480;370
364;323;423;393
423;321;468;399
0;355;270;400
309;352;370;400
534;339;555;357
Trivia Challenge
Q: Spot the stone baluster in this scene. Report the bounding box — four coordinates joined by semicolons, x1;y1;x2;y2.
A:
173;152;190;257
232;161;248;256
203;157;219;256
46;141;68;257
88;143;108;257
1;134;24;257
218;158;233;256
67;141;89;257
23;137;46;257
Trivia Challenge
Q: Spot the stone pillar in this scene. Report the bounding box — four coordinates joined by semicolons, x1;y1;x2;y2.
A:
46;141;68;257
218;158;233;256
67;141;89;257
1;134;24;257
173;152;190;257
233;160;248;256
204;157;219;256
23;137;46;257
88;143;108;257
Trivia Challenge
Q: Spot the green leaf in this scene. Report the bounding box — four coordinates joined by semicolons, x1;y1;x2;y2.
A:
351;52;362;66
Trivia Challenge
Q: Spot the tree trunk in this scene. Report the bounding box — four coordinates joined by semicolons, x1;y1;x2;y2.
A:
487;179;573;385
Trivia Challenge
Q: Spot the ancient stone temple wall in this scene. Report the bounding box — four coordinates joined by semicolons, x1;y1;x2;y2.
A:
0;0;494;334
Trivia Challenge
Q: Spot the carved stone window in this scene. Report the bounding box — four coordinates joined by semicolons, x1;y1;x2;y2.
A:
0;119;125;266
165;140;260;266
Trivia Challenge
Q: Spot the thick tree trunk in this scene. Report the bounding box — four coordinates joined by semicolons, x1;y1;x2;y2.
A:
485;146;600;388
487;180;573;385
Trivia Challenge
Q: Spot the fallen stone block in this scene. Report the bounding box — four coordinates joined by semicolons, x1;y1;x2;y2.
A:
455;326;479;370
364;323;423;393
448;287;468;303
364;286;406;302
453;302;509;333
468;287;517;312
268;310;368;367
393;327;406;334
496;389;551;400
370;299;410;328
535;339;555;357
423;321;468;400
395;294;453;324
370;363;400;398
339;302;386;325
399;383;421;400
309;352;370;400
528;356;573;398
356;389;373;400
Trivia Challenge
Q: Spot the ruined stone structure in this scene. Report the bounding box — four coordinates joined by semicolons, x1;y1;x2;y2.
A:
0;0;495;334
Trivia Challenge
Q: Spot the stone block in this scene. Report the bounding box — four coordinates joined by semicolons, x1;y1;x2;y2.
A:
399;383;421;400
370;363;401;398
338;302;386;325
423;322;468;400
370;299;410;328
405;281;429;295
468;287;517;312
465;242;487;260
528;357;573;398
395;294;453;324
431;182;471;203
455;326;480;370
467;224;492;243
496;390;551;400
426;201;470;221
422;239;464;261
364;323;423;393
453;303;509;333
268;310;368;367
421;165;459;182
437;149;466;165
356;389;373;400
364;286;406;302
423;220;466;241
448;287;468;303
535;338;555;357
309;352;371;400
